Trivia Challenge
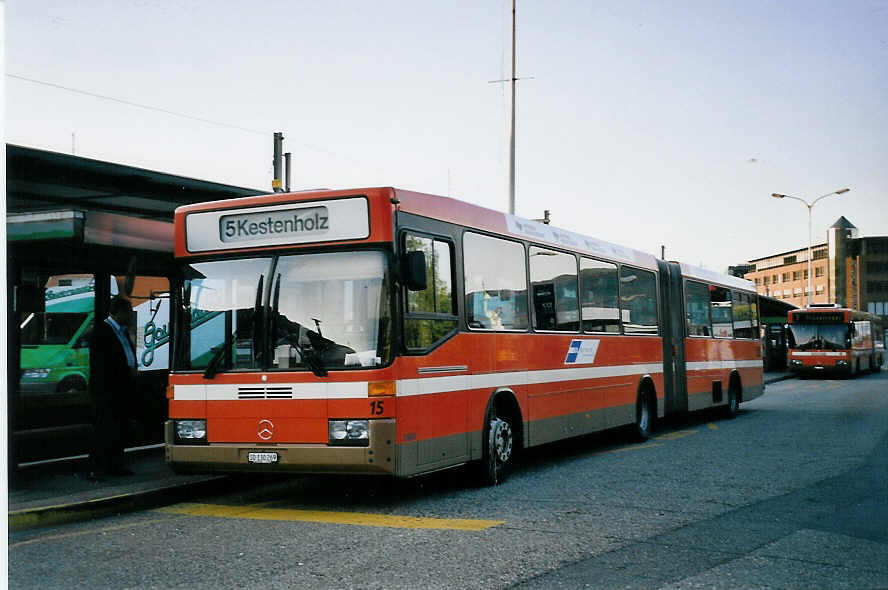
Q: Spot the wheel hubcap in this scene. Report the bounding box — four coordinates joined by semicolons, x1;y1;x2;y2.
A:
492;418;513;463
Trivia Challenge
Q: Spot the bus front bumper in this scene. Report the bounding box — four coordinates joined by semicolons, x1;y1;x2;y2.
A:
789;359;851;374
164;420;396;476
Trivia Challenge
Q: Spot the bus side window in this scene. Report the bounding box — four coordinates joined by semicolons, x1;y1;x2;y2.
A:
529;246;578;332
685;280;711;337
463;232;528;331
404;234;457;350
710;286;733;338
619;267;658;335
580;258;620;333
732;291;754;339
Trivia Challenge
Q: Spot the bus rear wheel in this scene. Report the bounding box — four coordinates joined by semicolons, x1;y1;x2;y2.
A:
724;383;739;419
633;391;653;441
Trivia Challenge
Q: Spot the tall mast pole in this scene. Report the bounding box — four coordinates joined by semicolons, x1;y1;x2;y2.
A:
508;0;516;215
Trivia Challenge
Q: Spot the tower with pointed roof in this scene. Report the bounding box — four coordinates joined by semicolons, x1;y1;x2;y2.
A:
828;216;859;306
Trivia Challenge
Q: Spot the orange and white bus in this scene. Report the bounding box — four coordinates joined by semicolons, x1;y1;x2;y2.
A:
165;187;764;484
787;305;885;376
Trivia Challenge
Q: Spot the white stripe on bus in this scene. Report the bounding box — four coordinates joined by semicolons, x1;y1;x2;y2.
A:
173;359;760;401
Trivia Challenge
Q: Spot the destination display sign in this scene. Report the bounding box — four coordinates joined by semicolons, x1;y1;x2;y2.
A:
185;196;369;252
793;311;845;324
220;206;328;243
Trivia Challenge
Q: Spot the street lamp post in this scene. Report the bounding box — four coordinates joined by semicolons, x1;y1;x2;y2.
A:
771;188;850;307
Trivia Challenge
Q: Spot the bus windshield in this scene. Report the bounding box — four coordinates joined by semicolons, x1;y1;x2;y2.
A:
177;250;391;374
787;323;850;351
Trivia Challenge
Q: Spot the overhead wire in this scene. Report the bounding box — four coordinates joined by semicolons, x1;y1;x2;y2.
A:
6;73;364;165
7;73;268;136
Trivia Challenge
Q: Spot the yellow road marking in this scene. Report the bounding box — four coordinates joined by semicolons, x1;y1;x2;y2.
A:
654;429;699;441
707;423;718;430
156;503;503;531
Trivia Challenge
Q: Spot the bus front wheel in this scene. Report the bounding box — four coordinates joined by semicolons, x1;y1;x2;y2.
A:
478;408;516;486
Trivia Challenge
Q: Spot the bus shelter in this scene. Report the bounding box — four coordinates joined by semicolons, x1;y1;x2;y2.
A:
6;145;261;467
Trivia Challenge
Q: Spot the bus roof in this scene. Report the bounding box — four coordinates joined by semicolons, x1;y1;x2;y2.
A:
679;262;756;292
174;187;755;290
394;189;661;271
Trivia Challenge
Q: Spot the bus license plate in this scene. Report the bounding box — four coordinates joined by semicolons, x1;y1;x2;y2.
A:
248;452;278;464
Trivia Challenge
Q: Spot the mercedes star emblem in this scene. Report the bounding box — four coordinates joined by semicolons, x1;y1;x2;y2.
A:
257;419;274;441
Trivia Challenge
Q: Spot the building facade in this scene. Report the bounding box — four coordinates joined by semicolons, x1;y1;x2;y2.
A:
744;217;888;322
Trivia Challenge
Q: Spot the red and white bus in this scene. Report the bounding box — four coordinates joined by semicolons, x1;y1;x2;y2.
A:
165;187;764;484
787;305;885;376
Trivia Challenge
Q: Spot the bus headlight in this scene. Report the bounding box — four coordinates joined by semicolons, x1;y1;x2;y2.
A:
175;420;207;443
328;420;369;446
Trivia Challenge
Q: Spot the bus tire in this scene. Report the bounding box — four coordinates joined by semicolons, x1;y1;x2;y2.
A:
724;378;740;419
633;389;654;441
478;398;519;486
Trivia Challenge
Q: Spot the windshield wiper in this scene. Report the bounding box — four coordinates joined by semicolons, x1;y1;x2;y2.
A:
203;345;227;379
298;342;328;377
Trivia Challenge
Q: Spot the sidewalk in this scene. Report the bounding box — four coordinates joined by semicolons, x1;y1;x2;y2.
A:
10;371;795;532
8;445;227;531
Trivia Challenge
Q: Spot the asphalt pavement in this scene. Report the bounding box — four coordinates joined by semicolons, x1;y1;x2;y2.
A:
7;370;795;532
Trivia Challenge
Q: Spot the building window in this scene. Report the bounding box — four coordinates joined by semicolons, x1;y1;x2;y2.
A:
784;255;797;264
782;272;791;282
772;274;778;283
763;276;770;285
813;249;827;260
754;277;761;286
792;271;801;281
867;280;888;293
815;266;824;278
816;284;825;294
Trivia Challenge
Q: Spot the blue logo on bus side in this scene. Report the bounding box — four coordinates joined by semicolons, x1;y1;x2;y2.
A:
564;339;600;365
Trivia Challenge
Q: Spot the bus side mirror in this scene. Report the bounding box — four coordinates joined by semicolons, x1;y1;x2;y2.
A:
404;251;428;292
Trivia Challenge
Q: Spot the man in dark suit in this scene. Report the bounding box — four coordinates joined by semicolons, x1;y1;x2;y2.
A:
89;296;138;479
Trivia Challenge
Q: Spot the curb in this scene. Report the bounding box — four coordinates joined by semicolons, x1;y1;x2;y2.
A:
764;373;795;385
8;476;228;532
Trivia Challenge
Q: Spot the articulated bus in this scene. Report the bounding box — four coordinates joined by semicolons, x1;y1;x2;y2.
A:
787;306;885;376
165;188;763;484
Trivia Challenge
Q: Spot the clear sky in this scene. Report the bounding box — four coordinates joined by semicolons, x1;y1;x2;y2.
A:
5;0;888;272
